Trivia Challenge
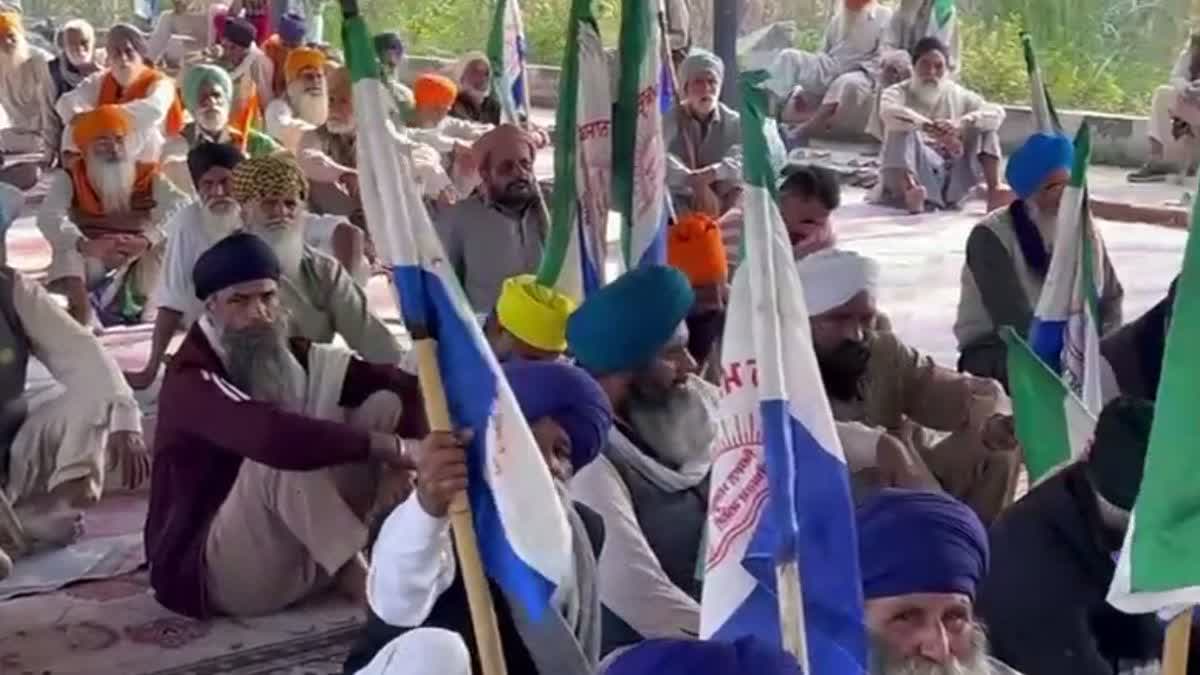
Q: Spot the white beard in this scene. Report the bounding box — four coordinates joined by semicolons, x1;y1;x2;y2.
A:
65;48;92;67
200;201;241;240
326;118;355;135
912;78;948;110
196;105;230;133
870;624;995;675
252;223;306;279
0;38;31;73
462;84;489;103
87;156;136;213
288;81;328;126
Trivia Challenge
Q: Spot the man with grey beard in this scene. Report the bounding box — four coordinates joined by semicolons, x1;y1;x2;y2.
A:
145;232;426;618
230;154;400;363
47;19;100;101
879;37;1006;213
567;265;716;655
0;9;61;189
37;104;188;326
266;46;328;153
858;489;1022;675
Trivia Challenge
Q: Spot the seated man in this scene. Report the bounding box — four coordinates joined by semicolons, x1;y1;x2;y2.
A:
0;183;147;581
57;23;185;163
38;105;188;326
217;16;274;135
408;73;491;193
298;66;362;219
779;163;839;261
568;265;714;652
0;10;61;189
126;143;245;389
857;489;1022;674
666;211;728;383
434;124;544;312
600;637;801;675
879;37;1005;213
485;274;577;362
47;19;101;101
766;0;893;144
262;12;307;99
665;50;743;223
956;133;1124;386
230;154;399;363
376;32;414;130
145;232;424;618
448;51;501;125
163;63;278;193
266;46;327;153
146;0;213;66
798;248;1019;524
1100;278;1176;404
343;359;614;675
978;397;1175;675
1129;32;1200;182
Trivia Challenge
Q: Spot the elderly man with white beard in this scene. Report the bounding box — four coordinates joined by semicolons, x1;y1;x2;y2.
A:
47;19;100;101
126;143;245;390
230;154;401;364
57;23;186;164
145;232;427;618
162;64;279;193
858;489;1023;675
879;37;1005;213
0;10;61;189
266;46;328;153
38;105;188;326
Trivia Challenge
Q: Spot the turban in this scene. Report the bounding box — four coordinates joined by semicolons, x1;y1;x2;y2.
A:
182;63;233;111
284;46;325;82
278;12;306;45
496;275;577;353
857;489;989;600
413;74;458;110
71;105;133;148
0;11;22;35
1086;396;1155;511
679;48;724;85
502;360;614;472
668;212;728;286
1005;132;1074;200
0;183;23;231
231;154;308;203
222;16;256;48
472;124;536;165
107;23;147;58
374;32;404;56
187;142;244;183
568;265;694;375
606;637;802;675
193;231;281;300
794;248;880;315
911;36;950;64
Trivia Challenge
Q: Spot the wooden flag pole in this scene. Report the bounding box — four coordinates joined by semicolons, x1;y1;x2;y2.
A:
776;560;811;673
1164;610;1193;675
412;336;509;675
0;491;28;557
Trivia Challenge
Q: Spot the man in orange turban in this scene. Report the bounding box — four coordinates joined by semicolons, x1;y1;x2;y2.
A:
56;23;185;163
38;104;189;326
265;46;327;152
667;211;729;381
406;72;494;198
0;9;61;189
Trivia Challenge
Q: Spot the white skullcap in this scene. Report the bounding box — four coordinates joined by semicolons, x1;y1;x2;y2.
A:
354;627;471;675
795;248;880;315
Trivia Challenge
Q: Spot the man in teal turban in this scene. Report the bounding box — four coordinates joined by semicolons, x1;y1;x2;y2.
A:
566;265;722;655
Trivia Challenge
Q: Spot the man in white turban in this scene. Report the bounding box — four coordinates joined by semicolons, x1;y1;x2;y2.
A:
796;249;1020;525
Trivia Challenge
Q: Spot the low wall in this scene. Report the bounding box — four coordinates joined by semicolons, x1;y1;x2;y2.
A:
404;55;1154;167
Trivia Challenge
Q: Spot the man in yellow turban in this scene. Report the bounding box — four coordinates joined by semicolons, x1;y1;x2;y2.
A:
37;105;188;326
0;9;61;189
265;46;327;152
485;274;577;361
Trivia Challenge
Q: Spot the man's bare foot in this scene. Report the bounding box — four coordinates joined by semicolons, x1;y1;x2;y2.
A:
334;553;369;605
904;184;928;214
18;508;84;551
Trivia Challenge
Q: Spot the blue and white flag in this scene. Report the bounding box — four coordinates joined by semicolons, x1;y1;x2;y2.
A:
699;71;865;673
487;0;530;124
1028;123;1106;414
343;11;573;620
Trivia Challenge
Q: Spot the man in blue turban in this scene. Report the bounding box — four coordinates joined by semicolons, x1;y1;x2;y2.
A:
346;359;613;675
566;265;722;655
858;489;1021;675
955;131;1124;388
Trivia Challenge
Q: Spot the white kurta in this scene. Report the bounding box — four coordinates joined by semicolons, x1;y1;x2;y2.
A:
879;78;1006;134
56;70;177;161
764;2;893;100
0;46;61;156
266;98;316;154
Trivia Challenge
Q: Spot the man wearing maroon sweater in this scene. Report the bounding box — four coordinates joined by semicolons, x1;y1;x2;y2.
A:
145;232;424;619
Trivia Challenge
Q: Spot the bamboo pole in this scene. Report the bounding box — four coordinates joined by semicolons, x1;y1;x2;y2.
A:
776;560;811;672
1164;610;1193;675
412;337;509;675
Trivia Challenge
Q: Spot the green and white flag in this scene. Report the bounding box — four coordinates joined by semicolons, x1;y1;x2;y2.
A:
534;0;610;303
1022;31;1061;133
487;0;530;124
1107;184;1200;617
1003;327;1095;483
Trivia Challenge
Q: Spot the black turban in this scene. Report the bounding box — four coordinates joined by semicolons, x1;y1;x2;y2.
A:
222;16;257;49
912;36;950;65
193;232;281;300
187;142;244;184
374;32;404;56
1087;396;1156;511
107;23;148;59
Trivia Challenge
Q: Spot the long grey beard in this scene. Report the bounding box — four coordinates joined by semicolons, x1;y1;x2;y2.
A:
196;105;230;134
289;83;329;126
912;79;948;111
88;157;136;214
200;203;241;241
221;321;306;412
626;375;718;469
870;624;994;675
0;40;30;73
250;223;305;279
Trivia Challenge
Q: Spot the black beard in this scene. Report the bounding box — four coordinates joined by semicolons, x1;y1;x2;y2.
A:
817;340;871;402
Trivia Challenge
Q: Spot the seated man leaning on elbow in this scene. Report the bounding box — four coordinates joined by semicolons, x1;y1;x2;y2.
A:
343;359;614;675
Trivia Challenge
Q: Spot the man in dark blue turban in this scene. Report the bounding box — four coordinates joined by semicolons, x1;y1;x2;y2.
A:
857;489;1021;674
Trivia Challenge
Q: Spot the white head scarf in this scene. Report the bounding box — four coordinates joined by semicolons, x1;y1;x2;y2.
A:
795;248;880;315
